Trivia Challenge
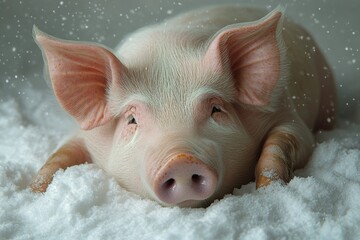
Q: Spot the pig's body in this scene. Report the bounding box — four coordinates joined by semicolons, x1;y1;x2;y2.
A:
31;5;336;207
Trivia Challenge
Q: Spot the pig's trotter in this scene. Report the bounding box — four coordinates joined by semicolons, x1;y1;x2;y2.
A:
256;169;283;188
30;138;89;192
255;123;314;189
30;173;53;192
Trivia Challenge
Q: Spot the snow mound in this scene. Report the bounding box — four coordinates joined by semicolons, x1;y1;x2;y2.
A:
1;86;360;239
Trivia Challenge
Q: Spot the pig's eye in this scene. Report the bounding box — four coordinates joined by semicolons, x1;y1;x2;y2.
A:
128;115;137;125
211;106;222;115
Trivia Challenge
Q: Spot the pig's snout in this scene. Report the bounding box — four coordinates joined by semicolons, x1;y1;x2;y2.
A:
153;154;218;205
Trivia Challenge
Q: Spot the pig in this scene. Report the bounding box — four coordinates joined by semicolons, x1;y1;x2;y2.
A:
30;5;336;207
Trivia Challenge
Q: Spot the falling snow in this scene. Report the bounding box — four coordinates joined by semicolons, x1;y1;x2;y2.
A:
1;0;360;239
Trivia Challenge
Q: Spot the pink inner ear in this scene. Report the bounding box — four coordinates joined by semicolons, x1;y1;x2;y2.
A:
231;27;281;106
34;28;125;130
205;11;283;106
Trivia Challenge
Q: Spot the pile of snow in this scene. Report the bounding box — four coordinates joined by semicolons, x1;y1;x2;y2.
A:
0;84;359;240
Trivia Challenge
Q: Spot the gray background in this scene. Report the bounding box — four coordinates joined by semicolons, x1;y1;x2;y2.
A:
1;0;359;116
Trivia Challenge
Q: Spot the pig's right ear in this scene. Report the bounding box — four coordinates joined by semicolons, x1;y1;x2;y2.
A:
33;26;126;130
204;8;285;110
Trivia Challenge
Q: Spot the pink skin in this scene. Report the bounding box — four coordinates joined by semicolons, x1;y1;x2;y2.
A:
30;6;336;208
153;153;218;206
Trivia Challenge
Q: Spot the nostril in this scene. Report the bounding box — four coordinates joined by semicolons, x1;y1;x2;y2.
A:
191;174;209;194
191;174;205;185
162;178;176;191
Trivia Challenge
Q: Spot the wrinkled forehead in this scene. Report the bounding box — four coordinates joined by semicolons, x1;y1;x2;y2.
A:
127;50;235;121
109;42;237;126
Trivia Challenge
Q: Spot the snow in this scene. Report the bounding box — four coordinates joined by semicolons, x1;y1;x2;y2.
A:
1;0;360;239
1;84;360;240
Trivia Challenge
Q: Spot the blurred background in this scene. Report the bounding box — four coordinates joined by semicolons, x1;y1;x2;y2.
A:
0;0;359;118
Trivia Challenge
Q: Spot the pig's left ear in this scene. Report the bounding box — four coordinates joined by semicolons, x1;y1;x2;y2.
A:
33;27;126;130
204;9;285;108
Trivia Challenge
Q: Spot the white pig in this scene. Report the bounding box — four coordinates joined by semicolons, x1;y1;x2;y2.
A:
30;5;336;207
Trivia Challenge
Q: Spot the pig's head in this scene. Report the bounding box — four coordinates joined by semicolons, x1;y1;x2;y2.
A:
34;9;285;207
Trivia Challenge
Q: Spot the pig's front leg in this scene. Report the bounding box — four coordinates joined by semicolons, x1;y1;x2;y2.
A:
255;121;314;188
30;138;89;192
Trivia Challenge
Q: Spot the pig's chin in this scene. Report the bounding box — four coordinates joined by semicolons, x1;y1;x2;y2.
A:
159;200;205;208
177;199;212;208
159;197;216;208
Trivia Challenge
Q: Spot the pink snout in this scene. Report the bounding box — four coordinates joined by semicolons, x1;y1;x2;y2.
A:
153;154;218;205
